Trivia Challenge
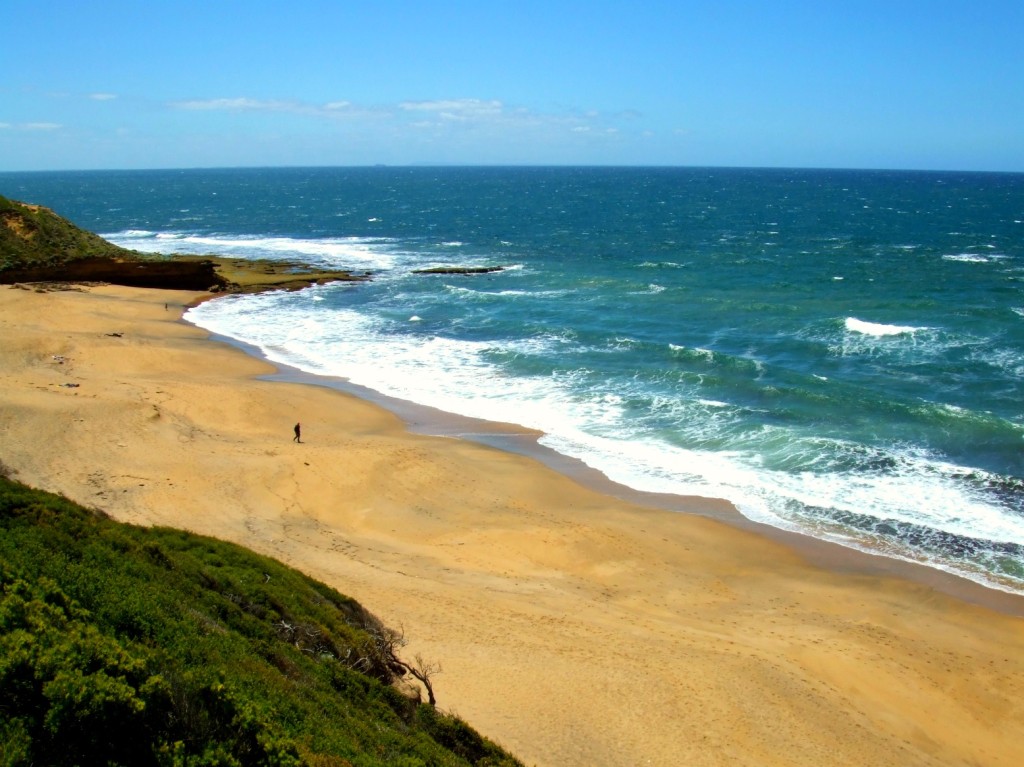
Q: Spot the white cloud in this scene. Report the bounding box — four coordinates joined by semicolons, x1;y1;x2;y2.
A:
169;97;378;120
0;122;61;131
172;97;296;112
90;93;117;101
399;99;504;118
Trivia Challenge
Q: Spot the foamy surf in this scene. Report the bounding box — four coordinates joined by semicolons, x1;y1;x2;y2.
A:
844;317;927;336
102;230;404;270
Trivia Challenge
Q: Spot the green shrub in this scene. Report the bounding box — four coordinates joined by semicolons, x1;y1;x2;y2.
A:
0;476;521;766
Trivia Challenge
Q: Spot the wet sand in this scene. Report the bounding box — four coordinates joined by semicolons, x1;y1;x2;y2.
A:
3;283;1024;766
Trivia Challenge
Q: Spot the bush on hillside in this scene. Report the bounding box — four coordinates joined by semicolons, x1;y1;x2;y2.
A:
0;476;521;767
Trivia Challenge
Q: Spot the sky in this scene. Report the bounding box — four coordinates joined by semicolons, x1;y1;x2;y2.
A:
2;0;1022;172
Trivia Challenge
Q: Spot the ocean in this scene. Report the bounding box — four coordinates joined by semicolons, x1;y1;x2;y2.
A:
4;166;1024;594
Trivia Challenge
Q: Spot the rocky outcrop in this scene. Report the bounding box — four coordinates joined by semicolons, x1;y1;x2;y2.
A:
412;266;505;275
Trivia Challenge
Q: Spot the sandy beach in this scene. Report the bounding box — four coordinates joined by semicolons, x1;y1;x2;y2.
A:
3;283;1024;767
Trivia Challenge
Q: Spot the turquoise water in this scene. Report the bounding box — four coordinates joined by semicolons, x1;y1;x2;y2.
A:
4;166;1024;592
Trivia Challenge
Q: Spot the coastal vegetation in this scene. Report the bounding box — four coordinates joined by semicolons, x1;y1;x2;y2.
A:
0;195;135;268
0;473;521;766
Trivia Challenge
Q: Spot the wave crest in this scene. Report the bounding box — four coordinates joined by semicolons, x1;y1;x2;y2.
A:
845;317;928;336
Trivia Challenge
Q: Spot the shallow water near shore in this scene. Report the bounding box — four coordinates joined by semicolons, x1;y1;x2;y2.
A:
4;166;1024;594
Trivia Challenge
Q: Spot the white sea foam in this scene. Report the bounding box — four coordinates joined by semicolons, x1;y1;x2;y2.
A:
539;423;1021;550
102;230;402;270
844;317;926;336
485;289;571;298
639;261;686;269
944;253;991;263
972;346;1024;378
821;318;974;365
628;283;666;295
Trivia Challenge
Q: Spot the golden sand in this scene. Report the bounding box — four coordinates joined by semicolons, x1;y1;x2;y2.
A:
3;284;1024;766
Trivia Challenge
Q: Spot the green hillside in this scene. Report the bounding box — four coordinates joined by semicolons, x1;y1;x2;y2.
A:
0;473;521;767
0;195;139;270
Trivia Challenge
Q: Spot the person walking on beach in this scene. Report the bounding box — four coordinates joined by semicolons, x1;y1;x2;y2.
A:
293;422;301;443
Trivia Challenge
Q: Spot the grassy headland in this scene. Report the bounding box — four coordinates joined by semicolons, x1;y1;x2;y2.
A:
0;196;134;268
0;194;367;293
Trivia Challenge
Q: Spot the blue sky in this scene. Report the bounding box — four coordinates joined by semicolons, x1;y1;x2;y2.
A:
2;1;1022;171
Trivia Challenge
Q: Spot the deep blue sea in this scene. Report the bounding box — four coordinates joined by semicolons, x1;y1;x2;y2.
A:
4;166;1024;593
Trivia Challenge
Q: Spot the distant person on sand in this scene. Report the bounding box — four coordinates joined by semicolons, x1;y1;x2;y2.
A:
293;422;301;443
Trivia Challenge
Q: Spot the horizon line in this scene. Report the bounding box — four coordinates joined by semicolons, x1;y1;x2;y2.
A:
2;163;1023;176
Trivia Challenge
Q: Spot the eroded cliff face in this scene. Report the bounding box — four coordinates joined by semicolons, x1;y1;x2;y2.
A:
0;256;227;291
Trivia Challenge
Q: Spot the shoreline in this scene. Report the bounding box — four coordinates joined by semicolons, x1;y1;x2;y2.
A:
4;283;1024;766
214;328;1024;618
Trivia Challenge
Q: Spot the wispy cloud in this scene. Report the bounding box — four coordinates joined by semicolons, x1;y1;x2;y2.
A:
398;99;504;121
0;122;62;131
169;97;381;120
89;93;118;101
394;98;597;135
171;95;573;122
171;97;299;112
166;95;633;140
